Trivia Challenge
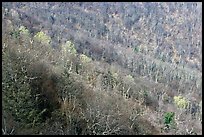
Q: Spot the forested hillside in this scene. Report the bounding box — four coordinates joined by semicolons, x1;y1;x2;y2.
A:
2;2;202;135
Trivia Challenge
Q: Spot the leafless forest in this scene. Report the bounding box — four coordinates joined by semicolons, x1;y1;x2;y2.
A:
2;2;202;135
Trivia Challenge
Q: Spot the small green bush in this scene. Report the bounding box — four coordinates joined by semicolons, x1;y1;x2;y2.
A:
80;54;92;64
143;90;148;98
62;40;77;56
134;46;139;53
174;96;188;109
164;112;175;127
34;31;51;45
19;26;29;35
10;30;20;38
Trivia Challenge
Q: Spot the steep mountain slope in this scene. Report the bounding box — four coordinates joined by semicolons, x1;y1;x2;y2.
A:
2;2;202;135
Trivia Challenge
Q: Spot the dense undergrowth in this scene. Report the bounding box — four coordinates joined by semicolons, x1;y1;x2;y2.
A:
2;2;202;135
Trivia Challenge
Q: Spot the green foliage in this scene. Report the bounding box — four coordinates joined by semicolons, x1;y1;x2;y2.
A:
164;112;175;127
10;30;20;38
34;31;51;45
2;4;202;134
62;40;77;56
19;26;29;35
80;54;92;64
19;26;31;45
2;50;45;128
143;90;148;98
174;96;188;109
134;46;139;53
